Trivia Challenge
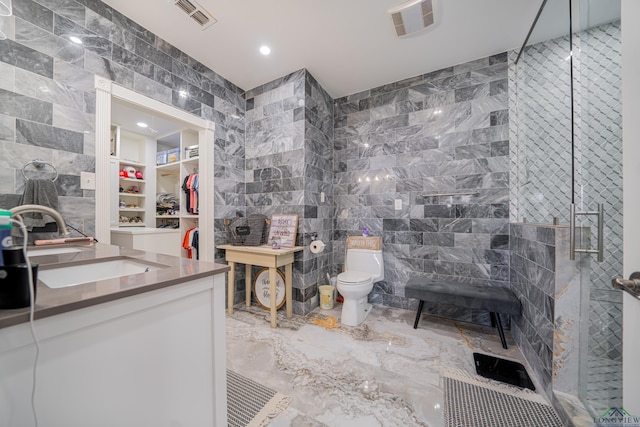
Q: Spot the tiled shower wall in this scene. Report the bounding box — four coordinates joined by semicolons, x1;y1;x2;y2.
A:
509;20;622;411
510;224;586;412
333;55;511;324
0;0;245;254
242;69;334;315
510;224;556;392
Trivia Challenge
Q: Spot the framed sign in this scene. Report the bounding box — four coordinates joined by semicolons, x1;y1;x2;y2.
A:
253;268;286;310
267;214;298;247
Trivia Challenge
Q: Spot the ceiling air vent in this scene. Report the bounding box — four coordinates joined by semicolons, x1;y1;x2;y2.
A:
174;0;217;30
388;0;434;38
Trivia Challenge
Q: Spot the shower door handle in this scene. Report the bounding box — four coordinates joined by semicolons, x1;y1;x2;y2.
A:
569;203;604;262
612;272;640;299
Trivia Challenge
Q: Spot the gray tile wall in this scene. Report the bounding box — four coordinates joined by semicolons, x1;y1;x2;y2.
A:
242;69;334;315
0;0;245;250
242;70;306;310
510;223;587;413
510;223;556;396
333;55;510;325
299;71;334;314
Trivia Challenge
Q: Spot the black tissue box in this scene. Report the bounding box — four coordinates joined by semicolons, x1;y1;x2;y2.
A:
0;264;38;309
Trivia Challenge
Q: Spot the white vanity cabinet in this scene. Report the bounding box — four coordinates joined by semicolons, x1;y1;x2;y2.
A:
0;252;228;427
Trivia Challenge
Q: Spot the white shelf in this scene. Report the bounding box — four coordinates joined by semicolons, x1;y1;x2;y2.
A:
119;208;145;212
157;162;180;170
181;214;199;219
119;159;146;168
119;193;145;198
118;223;146;227
156;215;180;219
120;177;146;184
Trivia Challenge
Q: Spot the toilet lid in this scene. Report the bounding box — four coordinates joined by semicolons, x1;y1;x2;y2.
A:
338;271;371;284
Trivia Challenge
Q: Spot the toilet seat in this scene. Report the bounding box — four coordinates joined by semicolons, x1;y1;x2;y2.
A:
338;271;372;286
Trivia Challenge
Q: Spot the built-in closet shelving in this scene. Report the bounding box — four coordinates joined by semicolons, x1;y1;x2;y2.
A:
110;123;204;259
155;129;200;259
110;126;152;227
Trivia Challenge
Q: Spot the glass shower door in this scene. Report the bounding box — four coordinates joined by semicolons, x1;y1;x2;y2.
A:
512;0;573;225
572;0;623;413
513;0;623;416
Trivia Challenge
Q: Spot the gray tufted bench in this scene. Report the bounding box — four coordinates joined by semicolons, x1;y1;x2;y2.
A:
406;277;521;349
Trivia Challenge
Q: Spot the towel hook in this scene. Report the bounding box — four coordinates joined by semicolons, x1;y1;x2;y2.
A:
21;159;58;182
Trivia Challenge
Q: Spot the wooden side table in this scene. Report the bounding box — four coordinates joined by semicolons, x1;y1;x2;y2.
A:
217;244;303;327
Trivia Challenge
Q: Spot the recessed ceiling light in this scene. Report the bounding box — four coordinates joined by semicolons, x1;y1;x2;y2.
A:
179;90;188;98
137;122;148;128
69;36;82;44
259;45;271;55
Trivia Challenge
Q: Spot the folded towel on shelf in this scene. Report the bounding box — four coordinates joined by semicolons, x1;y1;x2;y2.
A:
18;178;60;231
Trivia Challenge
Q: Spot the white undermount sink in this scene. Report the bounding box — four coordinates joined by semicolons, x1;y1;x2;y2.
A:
39;258;166;289
28;246;90;257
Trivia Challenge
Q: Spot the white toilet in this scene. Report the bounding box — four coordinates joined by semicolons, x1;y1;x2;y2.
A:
337;246;384;326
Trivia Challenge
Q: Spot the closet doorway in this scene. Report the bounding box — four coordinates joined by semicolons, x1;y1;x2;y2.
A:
94;77;215;262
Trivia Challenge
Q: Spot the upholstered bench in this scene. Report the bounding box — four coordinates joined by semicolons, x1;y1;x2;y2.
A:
405;277;521;349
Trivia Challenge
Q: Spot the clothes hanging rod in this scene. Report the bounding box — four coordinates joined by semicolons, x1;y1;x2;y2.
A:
422;191;479;197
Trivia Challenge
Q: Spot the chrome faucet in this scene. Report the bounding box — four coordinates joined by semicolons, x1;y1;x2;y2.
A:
10;204;71;236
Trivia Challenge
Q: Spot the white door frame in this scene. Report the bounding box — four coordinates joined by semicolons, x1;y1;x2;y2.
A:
94;77;216;261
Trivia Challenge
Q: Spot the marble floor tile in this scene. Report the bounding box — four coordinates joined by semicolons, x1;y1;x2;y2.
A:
226;303;551;426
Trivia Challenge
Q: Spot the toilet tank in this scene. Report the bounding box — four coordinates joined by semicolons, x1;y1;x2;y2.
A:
345;249;384;282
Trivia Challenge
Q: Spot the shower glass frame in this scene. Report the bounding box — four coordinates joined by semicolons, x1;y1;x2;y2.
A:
513;0;623;416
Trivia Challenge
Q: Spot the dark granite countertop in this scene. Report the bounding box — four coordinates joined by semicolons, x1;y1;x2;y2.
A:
0;243;229;329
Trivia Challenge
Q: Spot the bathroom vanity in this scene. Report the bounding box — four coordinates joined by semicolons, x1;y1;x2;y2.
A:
0;243;229;427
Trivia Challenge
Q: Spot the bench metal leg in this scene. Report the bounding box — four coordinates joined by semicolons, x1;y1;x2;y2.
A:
491;312;508;349
413;300;425;329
